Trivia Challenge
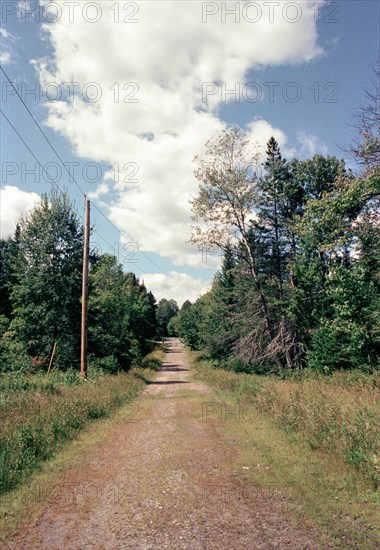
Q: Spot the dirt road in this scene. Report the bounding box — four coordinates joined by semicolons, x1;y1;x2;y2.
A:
5;339;331;549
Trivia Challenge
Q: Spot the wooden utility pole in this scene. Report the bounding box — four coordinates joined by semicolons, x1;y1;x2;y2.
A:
81;198;90;379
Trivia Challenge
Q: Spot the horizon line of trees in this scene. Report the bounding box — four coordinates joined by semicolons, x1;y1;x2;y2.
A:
171;64;379;374
169;131;379;373
0;190;179;374
1;142;378;376
1;62;379;376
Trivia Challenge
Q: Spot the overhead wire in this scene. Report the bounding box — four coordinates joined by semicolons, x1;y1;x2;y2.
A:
0;110;145;275
92;230;145;275
1;66;207;293
1;66;171;273
1;66;87;198
0;108;82;219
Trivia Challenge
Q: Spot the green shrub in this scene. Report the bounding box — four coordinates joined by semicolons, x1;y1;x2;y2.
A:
89;355;120;374
307;318;370;372
0;328;30;373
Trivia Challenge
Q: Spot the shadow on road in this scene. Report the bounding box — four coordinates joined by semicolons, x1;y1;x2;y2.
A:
160;366;189;373
148;380;190;385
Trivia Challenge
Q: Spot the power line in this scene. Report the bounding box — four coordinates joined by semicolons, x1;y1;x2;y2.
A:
1;112;147;283
2;98;170;277
1;69;130;238
1;66;87;198
91;202;171;276
1;109;68;197
2;105;202;293
0;108;85;224
92;230;145;275
1;66;168;274
1;67;203;292
1;109;139;277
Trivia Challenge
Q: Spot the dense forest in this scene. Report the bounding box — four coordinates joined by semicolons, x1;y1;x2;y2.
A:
1;67;379;377
170;123;379;374
1;137;379;376
0;190;161;373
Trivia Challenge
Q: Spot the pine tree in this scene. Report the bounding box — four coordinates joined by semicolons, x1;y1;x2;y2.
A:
0;235;18;320
11;190;83;369
206;247;236;358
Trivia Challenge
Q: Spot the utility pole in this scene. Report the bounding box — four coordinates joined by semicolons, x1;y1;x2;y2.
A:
81;197;90;380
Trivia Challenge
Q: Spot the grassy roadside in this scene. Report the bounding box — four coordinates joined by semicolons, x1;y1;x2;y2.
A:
0;393;156;542
0;347;165;497
189;351;380;548
191;352;380;486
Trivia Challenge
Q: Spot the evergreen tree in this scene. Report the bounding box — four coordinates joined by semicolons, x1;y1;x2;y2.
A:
189;129;378;372
0;235;18;320
206;247;236;358
10;190;83;369
156;298;179;336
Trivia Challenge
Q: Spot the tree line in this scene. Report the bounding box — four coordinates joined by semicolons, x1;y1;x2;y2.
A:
1;64;378;376
0;190;178;373
170;125;379;373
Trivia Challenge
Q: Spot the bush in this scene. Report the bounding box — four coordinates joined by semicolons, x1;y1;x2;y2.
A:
307;318;370;372
89;355;120;374
141;347;165;370
0;326;30;373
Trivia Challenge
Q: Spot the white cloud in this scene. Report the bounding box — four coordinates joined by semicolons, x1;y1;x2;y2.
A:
0;27;17;65
0;186;39;238
245;119;296;161
33;0;323;269
0;51;11;65
87;182;109;201
297;131;329;157
142;271;210;307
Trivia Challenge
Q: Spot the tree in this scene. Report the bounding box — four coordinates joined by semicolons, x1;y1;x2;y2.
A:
190;128;278;360
181;300;192;312
295;174;380;370
88;254;128;370
130;282;157;346
349;59;380;168
168;300;191;336
189;127;378;373
204;247;236;358
173;296;209;351
255;138;307;367
10;190;83;369
156;298;179;336
88;256;157;371
288;155;347;202
0;235;19;319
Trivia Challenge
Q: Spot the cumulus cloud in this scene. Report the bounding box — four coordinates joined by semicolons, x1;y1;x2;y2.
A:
245;119;296;161
0;27;17;65
0;186;39;238
142;271;210;307
33;0;323;270
87;182;110;202
297;130;329;157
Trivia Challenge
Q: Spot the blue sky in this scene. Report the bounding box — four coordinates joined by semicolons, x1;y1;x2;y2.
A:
1;0;379;304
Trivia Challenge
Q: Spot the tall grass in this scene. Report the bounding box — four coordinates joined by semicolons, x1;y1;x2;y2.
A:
0;353;163;496
192;353;380;488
